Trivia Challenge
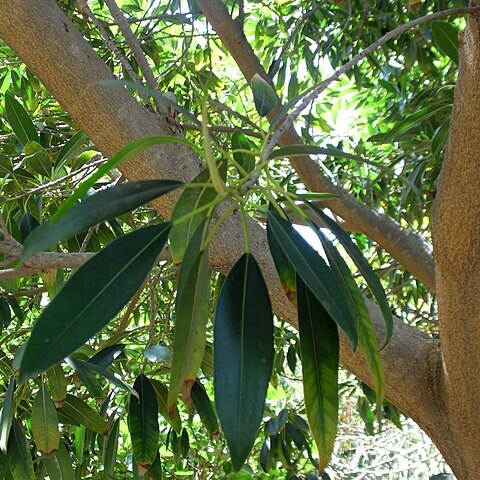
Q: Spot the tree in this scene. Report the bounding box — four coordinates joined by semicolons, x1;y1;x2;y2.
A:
0;0;477;478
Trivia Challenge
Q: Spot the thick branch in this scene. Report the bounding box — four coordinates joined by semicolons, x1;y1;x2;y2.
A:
0;0;440;448
432;6;480;478
197;0;436;290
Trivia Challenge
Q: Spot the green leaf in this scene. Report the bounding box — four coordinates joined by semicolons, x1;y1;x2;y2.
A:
7;420;34;480
58;395;107;435
55;131;87;168
129;374;159;475
4;94;38;146
19;213;39;244
24;141;51;177
53;135;195;222
144;450;162;480
297;277;339;473
19;222;171;382
431;21;459;64
31;382;60;457
89;344;125;368
65;357;103;398
150;379;182;434
168;220;210;414
214;253;274;471
266;211;357;348
251;74;277;116
314;227;384;408
231;130;255;174
0;380;16;453
46;365;67;408
22;180;181;262
103;419;120;480
170;166;223;263
191;380;219;435
0;299;12;329
43;440;75;480
308;205;392;346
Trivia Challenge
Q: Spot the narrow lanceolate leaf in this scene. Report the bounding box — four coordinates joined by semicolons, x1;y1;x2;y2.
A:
43;440;75;480
191;380;219;435
168;221;210;414
297;277;339;473
7;420;35;480
231;130;255;174
314;228;384;407
150;380;182;434
250;74;277;116
129;374;159;475
55;131;87;168
65;357;103;398
103;419;120;480
170;166;221;263
214;253;274;471
267;211;357;348
267;210;296;302
58;395;107;435
0;379;16;453
308;205;392;346
22;180;181;262
144;451;162;480
4;94;38;146
32;383;60;457
89;344;125;368
431;21;459;64
47;366;67;408
19;222;171;382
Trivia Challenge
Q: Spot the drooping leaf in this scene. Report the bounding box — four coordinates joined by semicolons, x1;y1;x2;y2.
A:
231;130;255;174
297;277;339;473
19;222;171;382
65;357;103;398
0;299;12;329
89;344;125;368
22;180;181;261
129;374;159;475
57;395;107;435
150;380;182;434
7;420;34;480
102;419;120;480
266;211;357;348
43;440;75;480
144;450;162;480
4;94;38;146
31;382;60;457
55;131;87;168
0;380;16;453
313;227;384;407
214;253;274;471
168;220;210;413
431;21;459;64
46;365;67;408
251;74;277;116
19;213;39;244
308;205;392;346
191;380;219;435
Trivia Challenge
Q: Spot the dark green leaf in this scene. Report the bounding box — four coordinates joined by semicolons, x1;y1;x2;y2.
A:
297;277;339;473
4;94;38;146
103;419;120;480
0;380;16;453
129;374;159;475
267;211;357;348
24;141;51;177
7;420;34;480
214;253;274;471
168;220;210;413
43;440;75;480
251;74;277;116
58;395;107;435
89;344;125;368
145;450;162;480
191;380;219;435
19;213;39;244
308;205;392;346
19;222;171;382
0;299;11;329
231;130;255;174
431;21;459;64
22;181;180;261
55;131;87;168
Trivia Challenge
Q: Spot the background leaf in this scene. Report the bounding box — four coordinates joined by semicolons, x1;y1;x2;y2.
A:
4;94;38;146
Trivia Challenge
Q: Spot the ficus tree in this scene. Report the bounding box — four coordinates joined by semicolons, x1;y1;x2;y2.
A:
0;0;477;478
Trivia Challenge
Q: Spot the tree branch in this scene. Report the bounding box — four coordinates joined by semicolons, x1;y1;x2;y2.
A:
0;0;442;446
196;0;436;290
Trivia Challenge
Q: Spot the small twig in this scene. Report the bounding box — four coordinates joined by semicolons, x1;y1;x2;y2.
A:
116;274;149;334
209;98;260;131
0;287;47;298
104;0;158;94
263;6;480;160
181;123;262;138
79;225;97;253
107;13;192;26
